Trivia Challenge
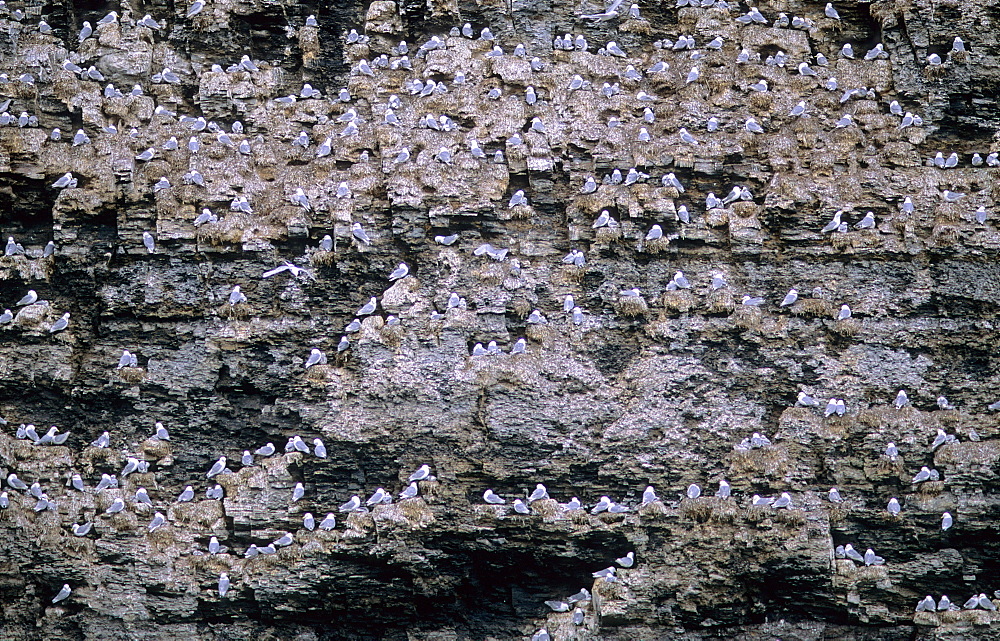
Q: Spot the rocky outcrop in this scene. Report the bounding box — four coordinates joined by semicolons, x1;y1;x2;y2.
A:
0;0;999;639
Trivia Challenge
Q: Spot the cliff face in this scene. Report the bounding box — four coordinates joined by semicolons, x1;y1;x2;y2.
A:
1;0;999;639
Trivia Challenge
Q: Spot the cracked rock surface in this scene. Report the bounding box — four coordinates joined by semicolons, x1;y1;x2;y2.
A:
0;0;998;639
